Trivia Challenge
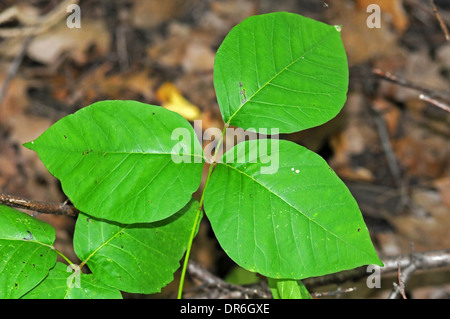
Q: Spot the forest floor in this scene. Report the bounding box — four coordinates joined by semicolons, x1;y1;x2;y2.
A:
0;0;449;299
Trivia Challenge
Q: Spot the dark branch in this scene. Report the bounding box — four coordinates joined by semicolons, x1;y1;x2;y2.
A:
0;194;79;217
420;94;450;113
304;249;450;288
429;0;450;41
372;68;450;103
186;260;272;299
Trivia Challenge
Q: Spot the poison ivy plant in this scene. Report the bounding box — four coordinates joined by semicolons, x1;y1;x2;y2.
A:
214;12;348;133
73;199;200;294
204;140;380;280
0;12;383;300
24;100;203;224
0;205;57;299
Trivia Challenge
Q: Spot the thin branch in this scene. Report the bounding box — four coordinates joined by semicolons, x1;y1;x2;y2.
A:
420;94;450;113
372;68;450;102
304;249;450;288
429;0;450;41
0;194;79;217
370;106;409;212
388;261;416;299
312;286;357;298
0;0;79;37
0;35;33;106
186;249;450;299
186;260;271;299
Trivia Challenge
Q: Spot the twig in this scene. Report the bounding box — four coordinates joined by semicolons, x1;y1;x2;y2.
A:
372;68;450;102
186;260;271;299
372;111;404;185
429;0;450;41
0;35;33;106
0;0;79;38
397;261;408;299
0;194;79;217
186;249;450;299
311;286;357;298
304;249;450;288
388;261;417;299
369;104;409;212
420;94;450;113
389;243;417;299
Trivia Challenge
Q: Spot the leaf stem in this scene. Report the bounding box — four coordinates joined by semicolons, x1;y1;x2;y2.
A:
55;248;76;267
177;124;228;299
24;240;76;267
177;203;204;299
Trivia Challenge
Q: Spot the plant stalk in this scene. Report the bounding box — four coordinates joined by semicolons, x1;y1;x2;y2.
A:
177;124;228;299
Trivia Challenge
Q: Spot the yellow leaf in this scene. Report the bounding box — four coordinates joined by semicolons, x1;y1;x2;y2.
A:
156;82;201;121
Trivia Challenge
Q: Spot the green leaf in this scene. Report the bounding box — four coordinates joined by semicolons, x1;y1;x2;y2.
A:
225;266;260;286
204;140;382;279
214;12;348;134
22;262;122;299
0;205;57;298
24;100;203;224
268;278;312;299
73;199;200;294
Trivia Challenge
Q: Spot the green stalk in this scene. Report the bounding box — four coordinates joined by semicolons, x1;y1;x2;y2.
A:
54;247;76;267
177;124;228;299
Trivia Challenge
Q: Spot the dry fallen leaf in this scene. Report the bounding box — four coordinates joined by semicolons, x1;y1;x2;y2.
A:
131;0;194;29
0;72;29;125
328;2;405;65
156;82;201;121
388;188;450;251
181;41;215;73
27;20;111;65
434;177;450;207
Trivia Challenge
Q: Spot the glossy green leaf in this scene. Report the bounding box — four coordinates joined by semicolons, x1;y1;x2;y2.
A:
214;12;348;133
268;278;312;299
24;100;203;224
0;205;57;298
73;199;200;294
22;262;122;299
204;140;382;279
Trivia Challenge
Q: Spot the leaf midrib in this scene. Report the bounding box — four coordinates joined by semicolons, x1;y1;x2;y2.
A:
0;237;54;248
80;225;130;268
29;144;205;160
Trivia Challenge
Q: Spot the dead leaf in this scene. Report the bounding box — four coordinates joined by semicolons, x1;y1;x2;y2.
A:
0;71;29;125
156;82;201;121
388;189;450;251
393;123;449;180
181;41;215;73
329;93;378;182
328;3;405;65
434;177;450;207
131;0;193;29
27;20;110;65
209;0;257;29
67;64;157;105
147;23;190;68
372;97;401;137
